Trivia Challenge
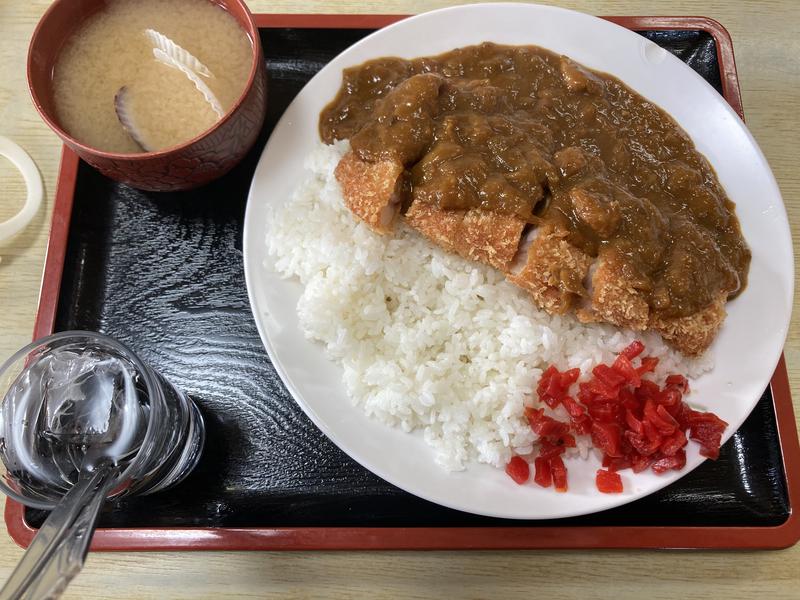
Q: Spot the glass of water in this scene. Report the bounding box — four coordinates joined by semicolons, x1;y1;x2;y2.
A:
0;330;205;510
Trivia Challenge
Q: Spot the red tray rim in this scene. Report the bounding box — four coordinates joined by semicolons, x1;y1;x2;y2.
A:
7;13;798;551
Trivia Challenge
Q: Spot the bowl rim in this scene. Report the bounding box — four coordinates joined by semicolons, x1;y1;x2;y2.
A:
26;0;263;161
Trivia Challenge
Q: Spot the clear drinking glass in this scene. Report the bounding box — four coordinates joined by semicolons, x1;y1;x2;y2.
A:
0;331;205;510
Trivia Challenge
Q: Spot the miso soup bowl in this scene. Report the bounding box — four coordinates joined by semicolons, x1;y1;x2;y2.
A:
27;0;267;192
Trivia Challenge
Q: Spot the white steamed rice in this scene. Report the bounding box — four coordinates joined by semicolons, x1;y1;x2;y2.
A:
264;140;713;471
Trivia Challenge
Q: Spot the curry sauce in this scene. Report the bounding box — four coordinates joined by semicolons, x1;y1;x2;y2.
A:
320;42;750;321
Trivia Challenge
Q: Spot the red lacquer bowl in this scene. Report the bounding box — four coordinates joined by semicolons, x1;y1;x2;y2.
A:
27;0;267;192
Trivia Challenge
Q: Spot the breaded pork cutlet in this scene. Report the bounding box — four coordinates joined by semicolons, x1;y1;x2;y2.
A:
322;46;749;358
649;293;727;357
576;248;650;331
506;224;593;314
333;73;445;233
334;151;405;234
405;201;525;272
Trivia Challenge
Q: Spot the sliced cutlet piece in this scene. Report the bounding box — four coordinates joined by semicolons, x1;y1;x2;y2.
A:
649;293;727;357
334;150;405;234
506;224;592;315
647;220;735;355
576;248;650;331
405;202;525;271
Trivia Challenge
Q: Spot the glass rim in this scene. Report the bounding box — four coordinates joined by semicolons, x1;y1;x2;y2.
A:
0;330;163;509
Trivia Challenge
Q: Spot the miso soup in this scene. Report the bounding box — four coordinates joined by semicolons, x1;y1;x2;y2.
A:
52;0;253;153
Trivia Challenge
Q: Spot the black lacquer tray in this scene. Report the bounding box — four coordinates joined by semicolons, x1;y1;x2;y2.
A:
7;15;799;550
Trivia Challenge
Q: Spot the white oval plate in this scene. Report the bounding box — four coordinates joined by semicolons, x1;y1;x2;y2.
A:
243;3;793;519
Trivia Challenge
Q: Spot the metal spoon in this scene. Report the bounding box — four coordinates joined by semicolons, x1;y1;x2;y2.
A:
0;461;120;600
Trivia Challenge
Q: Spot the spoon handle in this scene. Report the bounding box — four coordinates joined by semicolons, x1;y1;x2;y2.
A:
0;464;118;600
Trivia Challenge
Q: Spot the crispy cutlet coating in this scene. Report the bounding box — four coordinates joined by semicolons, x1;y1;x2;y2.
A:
506;225;592;315
405;202;525;271
577;250;649;331
334;151;404;234
649;293;727;357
